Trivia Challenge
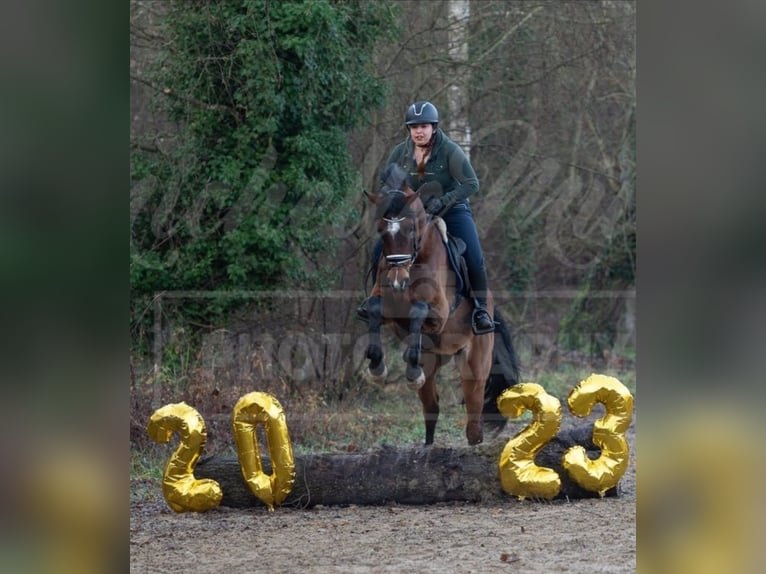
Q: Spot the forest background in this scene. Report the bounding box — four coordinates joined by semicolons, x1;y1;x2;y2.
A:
129;0;635;454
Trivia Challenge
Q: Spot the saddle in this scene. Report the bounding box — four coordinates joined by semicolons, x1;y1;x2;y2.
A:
445;234;468;295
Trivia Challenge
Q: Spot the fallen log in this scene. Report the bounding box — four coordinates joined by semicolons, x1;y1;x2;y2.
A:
196;426;619;508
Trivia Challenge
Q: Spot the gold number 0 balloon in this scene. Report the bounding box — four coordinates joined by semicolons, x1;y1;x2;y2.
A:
232;391;295;511
497;383;563;500
563;374;634;496
146;402;223;512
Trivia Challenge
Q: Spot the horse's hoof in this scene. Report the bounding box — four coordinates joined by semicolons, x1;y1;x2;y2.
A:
467;431;484;445
406;369;426;391
365;364;388;385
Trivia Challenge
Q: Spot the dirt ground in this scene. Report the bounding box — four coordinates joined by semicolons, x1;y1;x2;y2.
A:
130;420;635;573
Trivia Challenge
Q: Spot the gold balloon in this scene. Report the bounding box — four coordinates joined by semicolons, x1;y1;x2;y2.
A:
562;373;634;496
146;402;223;512
232;392;295;511
638;408;761;574
497;382;563;500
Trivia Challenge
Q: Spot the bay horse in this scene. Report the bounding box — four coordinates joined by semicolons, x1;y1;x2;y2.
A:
363;175;520;446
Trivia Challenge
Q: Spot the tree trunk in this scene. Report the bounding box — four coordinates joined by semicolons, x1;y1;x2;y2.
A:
196;426;619;508
447;0;471;159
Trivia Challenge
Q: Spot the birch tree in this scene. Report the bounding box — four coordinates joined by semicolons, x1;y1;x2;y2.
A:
447;0;471;158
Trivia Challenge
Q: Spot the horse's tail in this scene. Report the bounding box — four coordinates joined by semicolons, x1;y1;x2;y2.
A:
482;308;521;434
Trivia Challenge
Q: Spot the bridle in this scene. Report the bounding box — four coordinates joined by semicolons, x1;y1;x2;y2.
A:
382;215;419;270
380;189;431;272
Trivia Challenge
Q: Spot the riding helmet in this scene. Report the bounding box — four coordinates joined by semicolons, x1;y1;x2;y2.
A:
405;101;439;126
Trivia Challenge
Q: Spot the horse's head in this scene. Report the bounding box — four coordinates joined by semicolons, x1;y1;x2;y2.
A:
366;183;426;292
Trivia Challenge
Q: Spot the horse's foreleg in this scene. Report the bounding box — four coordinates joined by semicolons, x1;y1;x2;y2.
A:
364;295;387;383
403;301;428;389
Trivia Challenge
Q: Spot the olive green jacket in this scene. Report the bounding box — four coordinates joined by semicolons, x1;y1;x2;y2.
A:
385;128;479;208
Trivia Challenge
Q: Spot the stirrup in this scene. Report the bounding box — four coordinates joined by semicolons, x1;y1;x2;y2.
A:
471;308;495;335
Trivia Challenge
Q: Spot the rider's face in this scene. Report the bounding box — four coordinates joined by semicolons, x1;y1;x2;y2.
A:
408;123;434;146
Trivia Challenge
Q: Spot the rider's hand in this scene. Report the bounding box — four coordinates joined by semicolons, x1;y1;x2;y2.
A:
424;196;444;215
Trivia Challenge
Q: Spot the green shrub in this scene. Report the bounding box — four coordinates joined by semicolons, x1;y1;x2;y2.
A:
131;0;398;347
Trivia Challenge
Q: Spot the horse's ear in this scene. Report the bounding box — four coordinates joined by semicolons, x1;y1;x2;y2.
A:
363;190;380;205
402;184;422;209
405;185;419;203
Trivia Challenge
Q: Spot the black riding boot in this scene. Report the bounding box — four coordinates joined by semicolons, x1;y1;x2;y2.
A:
356;297;371;322
468;264;495;335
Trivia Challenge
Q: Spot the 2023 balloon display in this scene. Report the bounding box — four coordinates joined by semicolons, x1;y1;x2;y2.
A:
147;376;633;511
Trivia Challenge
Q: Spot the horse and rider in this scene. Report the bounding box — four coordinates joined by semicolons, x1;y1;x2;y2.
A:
358;101;519;445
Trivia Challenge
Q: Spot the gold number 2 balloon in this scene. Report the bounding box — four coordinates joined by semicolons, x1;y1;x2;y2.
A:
232;391;295;511
146;402;223;512
563;374;634;496
497;382;563;500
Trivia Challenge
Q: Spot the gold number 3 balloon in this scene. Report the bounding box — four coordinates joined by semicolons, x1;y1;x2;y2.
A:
563;374;634;496
146;402;223;512
232;391;296;511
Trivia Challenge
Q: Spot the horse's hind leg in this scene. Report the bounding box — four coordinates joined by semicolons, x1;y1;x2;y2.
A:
364;295;387;384
459;337;494;445
461;379;484;445
417;372;440;446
